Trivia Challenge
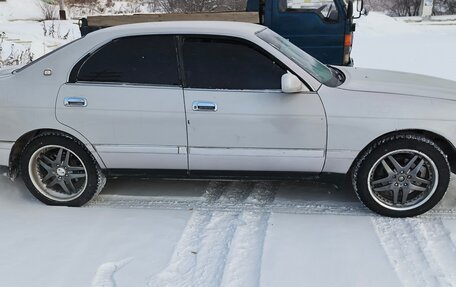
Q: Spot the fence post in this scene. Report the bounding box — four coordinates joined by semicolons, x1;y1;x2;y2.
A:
59;0;66;20
419;0;433;19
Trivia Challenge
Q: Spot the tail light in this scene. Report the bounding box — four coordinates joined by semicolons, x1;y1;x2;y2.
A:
343;33;353;65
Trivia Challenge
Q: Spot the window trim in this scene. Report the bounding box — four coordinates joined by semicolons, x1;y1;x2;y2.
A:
69;35;183;87
177;34;310;91
69;53;91;83
68;33;311;91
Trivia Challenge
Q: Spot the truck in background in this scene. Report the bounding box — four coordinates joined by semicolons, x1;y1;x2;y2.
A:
80;0;365;66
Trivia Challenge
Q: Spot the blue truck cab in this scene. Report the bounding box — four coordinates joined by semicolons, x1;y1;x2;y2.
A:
80;0;364;66
248;0;361;65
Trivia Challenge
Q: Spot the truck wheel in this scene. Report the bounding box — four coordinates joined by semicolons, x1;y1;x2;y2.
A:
352;134;450;217
20;133;105;206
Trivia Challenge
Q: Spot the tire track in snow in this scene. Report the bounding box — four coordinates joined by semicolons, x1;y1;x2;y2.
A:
202;181;229;202
148;181;277;287
148;211;213;287
220;182;279;287
91;258;133;287
219;181;255;203
148;181;247;287
372;217;456;287
244;181;279;206
88;194;456;219
372;217;439;287
220;211;271;287
411;218;456;285
190;211;241;287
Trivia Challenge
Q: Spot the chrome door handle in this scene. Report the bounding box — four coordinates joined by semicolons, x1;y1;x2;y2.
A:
64;97;87;107
192;101;217;112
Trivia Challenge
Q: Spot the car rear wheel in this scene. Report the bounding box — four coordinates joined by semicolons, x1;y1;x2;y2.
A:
353;134;450;217
21;133;105;206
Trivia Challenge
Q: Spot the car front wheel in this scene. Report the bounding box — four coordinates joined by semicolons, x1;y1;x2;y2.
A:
21;133;105;206
353;134;450;217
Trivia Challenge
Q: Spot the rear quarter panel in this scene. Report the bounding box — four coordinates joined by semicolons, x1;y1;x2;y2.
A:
0;37;107;168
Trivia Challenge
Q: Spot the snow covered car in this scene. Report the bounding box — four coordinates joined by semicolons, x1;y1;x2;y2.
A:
0;22;455;217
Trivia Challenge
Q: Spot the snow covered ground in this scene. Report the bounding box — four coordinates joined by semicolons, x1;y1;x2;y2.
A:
1;11;456;287
353;12;456;81
1;177;456;286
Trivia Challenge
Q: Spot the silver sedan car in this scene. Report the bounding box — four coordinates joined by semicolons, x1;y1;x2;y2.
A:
1;22;455;217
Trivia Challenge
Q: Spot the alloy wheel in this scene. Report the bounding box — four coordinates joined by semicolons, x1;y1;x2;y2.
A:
367;149;438;211
28;145;88;202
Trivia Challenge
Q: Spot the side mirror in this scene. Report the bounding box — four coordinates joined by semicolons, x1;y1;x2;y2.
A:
281;73;303;93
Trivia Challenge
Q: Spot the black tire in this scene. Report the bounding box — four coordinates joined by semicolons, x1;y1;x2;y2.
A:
20;133;105;206
352;134;450;217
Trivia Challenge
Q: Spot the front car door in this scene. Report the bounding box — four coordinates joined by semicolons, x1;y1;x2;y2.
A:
56;35;188;170
181;36;326;173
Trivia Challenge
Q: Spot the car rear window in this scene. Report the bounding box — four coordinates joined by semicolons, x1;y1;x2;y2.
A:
76;35;180;86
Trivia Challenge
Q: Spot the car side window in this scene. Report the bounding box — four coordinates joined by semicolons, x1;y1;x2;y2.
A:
279;0;339;21
182;37;286;90
76;35;180;86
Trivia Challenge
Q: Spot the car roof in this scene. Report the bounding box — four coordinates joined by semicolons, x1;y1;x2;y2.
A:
86;21;266;40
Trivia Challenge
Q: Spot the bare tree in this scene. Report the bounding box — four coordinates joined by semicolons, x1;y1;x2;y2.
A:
392;0;421;16
366;0;456;16
433;0;456;15
40;1;59;20
366;0;421;16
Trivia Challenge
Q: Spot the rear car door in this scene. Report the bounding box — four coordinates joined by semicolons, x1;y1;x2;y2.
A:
181;36;326;173
56;35;188;170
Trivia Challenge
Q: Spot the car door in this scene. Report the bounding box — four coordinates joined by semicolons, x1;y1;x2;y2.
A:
56;35;188;170
181;36;327;173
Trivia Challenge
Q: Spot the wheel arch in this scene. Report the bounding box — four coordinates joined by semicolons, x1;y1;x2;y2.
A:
348;129;456;176
8;128;105;179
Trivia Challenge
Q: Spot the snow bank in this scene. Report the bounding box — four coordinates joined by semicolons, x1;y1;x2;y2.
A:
356;12;419;36
0;1;80;67
353;12;456;81
0;20;80;66
0;0;43;22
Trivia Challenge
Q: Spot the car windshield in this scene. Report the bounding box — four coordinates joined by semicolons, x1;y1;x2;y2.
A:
256;28;337;86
